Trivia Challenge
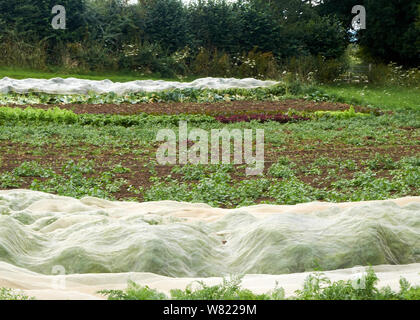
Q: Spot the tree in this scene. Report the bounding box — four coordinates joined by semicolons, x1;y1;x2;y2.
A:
236;1;284;56
299;15;348;59
317;0;420;66
0;0;88;42
86;0;138;50
139;0;189;53
251;0;317;23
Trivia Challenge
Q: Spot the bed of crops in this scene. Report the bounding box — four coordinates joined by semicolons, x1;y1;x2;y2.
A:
0;86;418;208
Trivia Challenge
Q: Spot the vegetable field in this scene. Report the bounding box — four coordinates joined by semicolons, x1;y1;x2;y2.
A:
0;84;418;208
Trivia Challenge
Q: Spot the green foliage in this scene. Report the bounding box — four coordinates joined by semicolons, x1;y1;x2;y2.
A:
170;276;283;300
98;281;168;300
368;63;420;87
360;0;419;67
26;160;128;200
328;165;418;202
140;0;189;54
364;153;397;170
0;172;23;188
299;16;348;60
0;85;292;106
314;106;370;119
0;106;78;123
318;0;420;67
0;0;87;44
268;159;296;178
0;0;351;75
98;270;420;300
145;170;317;208
187;0;243;54
118;42;180;77
1;0;417;76
0;87;417;208
14;161;54;178
313;58;349;84
0;106;217;127
282;54;350;85
189;47;280;79
0;288;33;300
294;268;420;300
317;85;420;111
100;276;285;300
266;178;317;204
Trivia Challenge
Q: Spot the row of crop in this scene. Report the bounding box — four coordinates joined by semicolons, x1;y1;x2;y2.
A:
0;106;373;127
216;114;310;124
0;85;294;105
0;85;387;112
216;108;371;123
0;106;216;127
4;268;420;300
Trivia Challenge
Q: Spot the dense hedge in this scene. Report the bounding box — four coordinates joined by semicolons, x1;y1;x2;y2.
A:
0;0;348;74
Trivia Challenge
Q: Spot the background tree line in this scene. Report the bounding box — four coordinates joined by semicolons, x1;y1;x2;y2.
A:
0;0;418;79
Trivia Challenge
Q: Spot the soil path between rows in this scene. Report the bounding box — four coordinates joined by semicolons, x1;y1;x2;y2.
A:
6;99;367;115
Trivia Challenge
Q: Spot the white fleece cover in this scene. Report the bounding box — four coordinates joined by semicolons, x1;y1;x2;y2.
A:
0;77;278;95
0;190;419;300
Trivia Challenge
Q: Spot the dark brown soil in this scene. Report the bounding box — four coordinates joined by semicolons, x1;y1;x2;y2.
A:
1;140;418;204
7;100;370;115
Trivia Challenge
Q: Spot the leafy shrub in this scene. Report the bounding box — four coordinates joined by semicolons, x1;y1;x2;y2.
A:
119;42;179;78
190;47;279;79
283;55;349;84
369;63;420;87
314;57;348;84
0;36;48;70
191;48;232;77
368;64;391;86
64;41;119;73
235;48;279;79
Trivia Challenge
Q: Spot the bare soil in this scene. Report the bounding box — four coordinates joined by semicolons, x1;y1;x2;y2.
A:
7;99;372;115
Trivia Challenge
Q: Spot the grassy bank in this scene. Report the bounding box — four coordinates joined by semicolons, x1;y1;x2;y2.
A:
319;85;420;111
